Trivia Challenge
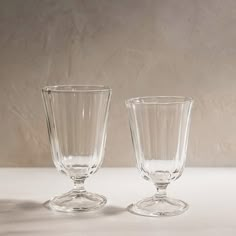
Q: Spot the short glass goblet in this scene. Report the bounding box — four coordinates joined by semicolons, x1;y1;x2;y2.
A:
42;85;112;213
126;96;193;217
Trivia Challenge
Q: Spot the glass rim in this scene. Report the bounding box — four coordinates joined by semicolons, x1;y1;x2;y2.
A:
42;85;112;93
126;96;193;105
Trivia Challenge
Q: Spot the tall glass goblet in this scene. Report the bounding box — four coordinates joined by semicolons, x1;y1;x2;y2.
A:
126;96;193;217
42;85;111;213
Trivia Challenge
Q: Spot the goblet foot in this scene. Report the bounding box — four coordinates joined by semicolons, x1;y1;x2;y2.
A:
48;190;107;213
128;196;188;217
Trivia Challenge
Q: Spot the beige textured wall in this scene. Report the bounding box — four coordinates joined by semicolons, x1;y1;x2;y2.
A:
0;0;236;167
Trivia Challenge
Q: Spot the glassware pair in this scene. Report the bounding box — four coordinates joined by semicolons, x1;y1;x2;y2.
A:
42;85;193;217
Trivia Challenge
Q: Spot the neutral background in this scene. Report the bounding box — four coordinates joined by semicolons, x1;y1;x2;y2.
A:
0;0;236;167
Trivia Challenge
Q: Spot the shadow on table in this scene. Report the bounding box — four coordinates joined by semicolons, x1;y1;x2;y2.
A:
0;199;125;222
0;199;42;213
0;199;126;234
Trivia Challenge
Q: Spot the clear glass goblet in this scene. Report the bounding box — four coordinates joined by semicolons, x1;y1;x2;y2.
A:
126;96;193;217
42;85;111;213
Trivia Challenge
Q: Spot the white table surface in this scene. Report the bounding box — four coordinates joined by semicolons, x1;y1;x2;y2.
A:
0;168;236;236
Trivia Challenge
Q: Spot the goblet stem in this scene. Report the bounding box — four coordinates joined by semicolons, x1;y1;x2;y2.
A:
73;178;86;193
154;183;168;199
